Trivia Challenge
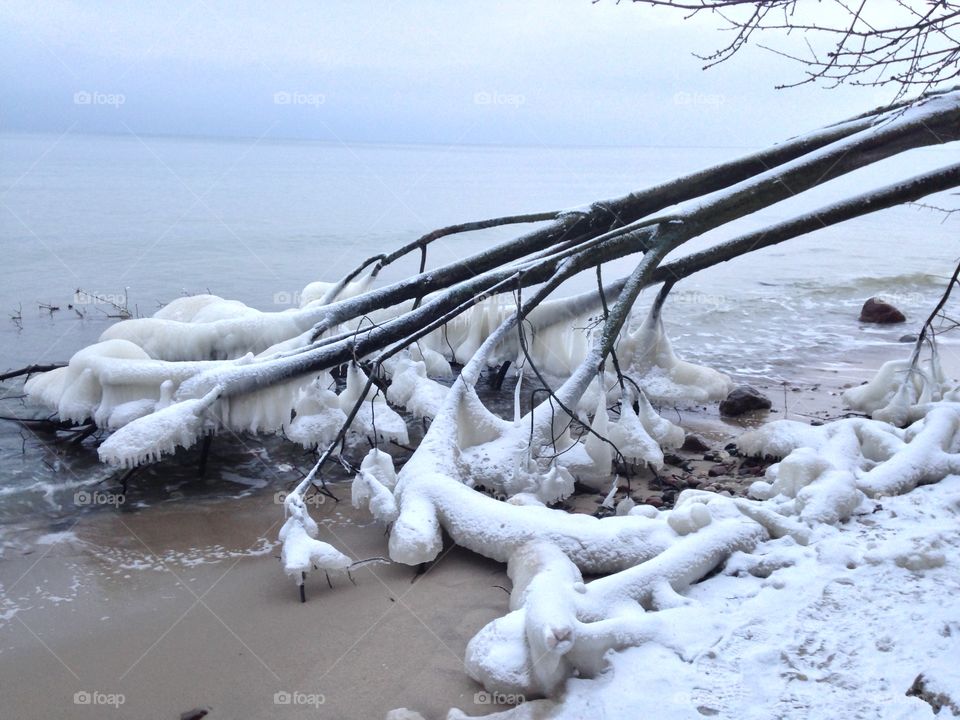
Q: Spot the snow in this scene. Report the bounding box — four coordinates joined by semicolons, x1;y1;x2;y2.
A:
278;493;353;582
739;404;960;522
387;380;960;716
621;307;733;403
284;373;347;449
843;345;949;426
445;476;960;719
97;392;216;467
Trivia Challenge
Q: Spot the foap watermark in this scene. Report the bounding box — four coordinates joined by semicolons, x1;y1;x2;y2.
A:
474;691;525;706
273;290;303;306
673;91;725;108
876;291;926;307
273;690;325;708
672;290;728;310
471;290;502;306
273;91;326;108
74;690;125;708
74;90;125;108
474;91;525;107
75;489;125;507
73;290;128;307
274;490;327;508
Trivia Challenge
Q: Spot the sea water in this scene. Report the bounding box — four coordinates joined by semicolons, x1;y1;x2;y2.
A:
1;131;957;527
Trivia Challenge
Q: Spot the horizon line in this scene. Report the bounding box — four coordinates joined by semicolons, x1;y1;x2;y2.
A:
0;126;763;153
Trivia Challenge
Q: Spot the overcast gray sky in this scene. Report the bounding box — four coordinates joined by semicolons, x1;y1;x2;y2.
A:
0;0;902;148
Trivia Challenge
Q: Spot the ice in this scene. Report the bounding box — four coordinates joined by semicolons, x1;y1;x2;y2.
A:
621;306;733;403
843;344;953;426
339;362;410;446
98;392;216;467
285;374;348;449
278;494;352;582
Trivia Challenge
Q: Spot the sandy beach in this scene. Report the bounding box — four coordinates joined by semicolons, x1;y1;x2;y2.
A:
0;341;925;720
1;490;513;720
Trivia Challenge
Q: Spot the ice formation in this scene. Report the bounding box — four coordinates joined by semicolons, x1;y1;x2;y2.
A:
98;391;216;467
341;330;960;715
352;448;400;524
384;356;448;419
445;476;960;719
23;259;734;476
843;342;956;426
23;266;959;720
279;493;353;582
284;373;347;449
741;403;960;507
620;307;733;403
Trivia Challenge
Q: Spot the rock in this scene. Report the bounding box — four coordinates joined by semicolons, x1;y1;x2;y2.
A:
899;334;919;343
663;474;688;489
859;297;906;324
708;462;735;477
180;709;210;720
719;385;772;417
663;453;683;466
643;496;663;508
681;434;711;452
907;673;960;716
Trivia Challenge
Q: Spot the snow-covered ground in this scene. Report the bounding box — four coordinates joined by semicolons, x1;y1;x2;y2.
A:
442;476;960;719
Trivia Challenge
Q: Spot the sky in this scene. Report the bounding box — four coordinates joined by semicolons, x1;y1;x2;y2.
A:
0;0;911;148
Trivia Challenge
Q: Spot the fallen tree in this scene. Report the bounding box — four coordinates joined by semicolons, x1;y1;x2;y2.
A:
18;87;960;718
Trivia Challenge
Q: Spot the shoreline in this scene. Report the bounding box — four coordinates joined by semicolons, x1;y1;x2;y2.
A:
0;339;946;719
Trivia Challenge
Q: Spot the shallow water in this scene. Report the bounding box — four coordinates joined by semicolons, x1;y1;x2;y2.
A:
1;131;958;534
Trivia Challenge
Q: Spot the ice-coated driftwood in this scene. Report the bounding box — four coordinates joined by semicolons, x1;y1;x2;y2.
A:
16;87;960;719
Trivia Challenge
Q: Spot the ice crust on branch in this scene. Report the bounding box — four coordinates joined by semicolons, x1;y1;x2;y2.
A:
279;493;353;583
842;346;955;426
24;283;714;469
621;309;733;403
25;86;960;467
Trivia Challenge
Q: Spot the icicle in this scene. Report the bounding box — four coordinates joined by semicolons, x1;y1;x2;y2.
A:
600;477;619;509
97;388;219;468
583;394;613;475
513;367;524;426
608;394;664;470
622;306;732;403
635;390;684;449
339;363;410;445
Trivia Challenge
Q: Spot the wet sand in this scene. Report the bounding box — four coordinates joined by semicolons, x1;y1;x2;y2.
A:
0;341;948;720
1;491;511;719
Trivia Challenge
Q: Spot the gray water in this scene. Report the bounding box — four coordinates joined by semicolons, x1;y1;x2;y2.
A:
1;131;958;532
